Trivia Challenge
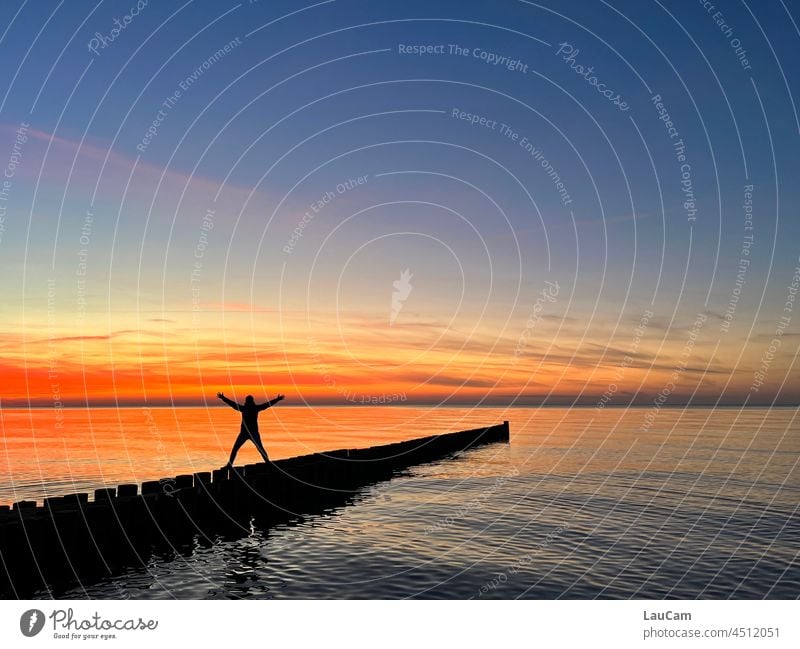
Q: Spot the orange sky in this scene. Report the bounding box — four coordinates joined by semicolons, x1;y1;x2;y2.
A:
1;127;797;409
3;303;795;408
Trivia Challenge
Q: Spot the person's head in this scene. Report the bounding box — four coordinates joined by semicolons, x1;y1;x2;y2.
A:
245;395;255;405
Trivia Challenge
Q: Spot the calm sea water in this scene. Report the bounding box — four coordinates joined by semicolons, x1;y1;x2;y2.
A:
1;406;797;598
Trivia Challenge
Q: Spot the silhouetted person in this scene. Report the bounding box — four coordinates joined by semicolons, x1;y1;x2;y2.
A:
217;391;284;467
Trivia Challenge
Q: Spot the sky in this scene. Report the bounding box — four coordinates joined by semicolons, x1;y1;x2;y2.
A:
0;0;798;407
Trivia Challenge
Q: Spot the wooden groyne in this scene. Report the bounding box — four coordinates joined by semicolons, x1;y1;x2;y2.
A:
0;421;509;597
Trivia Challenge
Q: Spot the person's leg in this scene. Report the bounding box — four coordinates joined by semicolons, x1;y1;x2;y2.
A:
252;433;270;463
227;432;248;466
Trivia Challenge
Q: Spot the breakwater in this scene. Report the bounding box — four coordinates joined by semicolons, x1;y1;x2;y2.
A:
0;421;509;597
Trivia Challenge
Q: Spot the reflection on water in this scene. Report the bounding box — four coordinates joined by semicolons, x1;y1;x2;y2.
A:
2;406;797;598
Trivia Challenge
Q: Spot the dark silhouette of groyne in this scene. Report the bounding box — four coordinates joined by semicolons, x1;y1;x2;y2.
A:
0;421;509;597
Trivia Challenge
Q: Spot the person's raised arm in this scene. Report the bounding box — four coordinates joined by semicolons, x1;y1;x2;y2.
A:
217;392;242;411
258;394;285;411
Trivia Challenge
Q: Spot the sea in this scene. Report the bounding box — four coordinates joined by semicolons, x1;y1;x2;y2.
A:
0;406;797;599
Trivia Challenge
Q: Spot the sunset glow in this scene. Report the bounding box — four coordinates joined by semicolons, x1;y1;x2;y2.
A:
1;3;798;411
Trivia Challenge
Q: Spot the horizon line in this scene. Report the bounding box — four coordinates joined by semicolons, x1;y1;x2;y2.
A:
2;402;797;409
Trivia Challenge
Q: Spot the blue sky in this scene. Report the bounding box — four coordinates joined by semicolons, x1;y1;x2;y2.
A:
1;0;798;406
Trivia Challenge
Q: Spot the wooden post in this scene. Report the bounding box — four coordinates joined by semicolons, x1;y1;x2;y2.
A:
193;472;211;488
141;480;161;495
117;484;138;498
175;475;193;489
94;488;116;502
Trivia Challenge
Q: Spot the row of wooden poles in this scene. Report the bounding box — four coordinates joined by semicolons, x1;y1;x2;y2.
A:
0;421;509;597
